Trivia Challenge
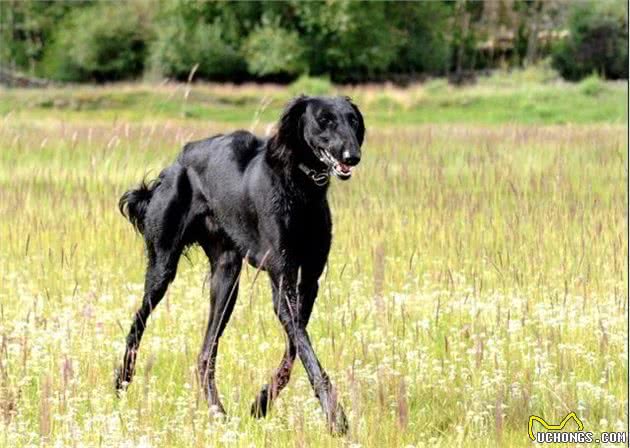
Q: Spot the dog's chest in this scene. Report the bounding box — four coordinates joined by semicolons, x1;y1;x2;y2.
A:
281;198;331;246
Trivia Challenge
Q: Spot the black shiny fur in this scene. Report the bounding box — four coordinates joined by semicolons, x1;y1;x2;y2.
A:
115;96;364;435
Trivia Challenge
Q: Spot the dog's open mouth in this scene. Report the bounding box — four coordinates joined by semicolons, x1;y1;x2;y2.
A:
317;148;354;180
332;162;352;180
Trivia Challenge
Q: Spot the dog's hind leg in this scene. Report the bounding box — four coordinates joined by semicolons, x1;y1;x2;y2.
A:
115;243;182;392
116;165;192;393
198;235;242;415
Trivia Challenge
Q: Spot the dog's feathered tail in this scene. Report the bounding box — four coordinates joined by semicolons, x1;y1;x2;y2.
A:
118;178;159;234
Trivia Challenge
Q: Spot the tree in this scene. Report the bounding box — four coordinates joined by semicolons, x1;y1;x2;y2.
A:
242;17;306;80
41;1;152;81
552;0;628;80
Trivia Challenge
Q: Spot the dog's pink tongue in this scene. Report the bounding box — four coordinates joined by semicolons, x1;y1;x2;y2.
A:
338;163;352;174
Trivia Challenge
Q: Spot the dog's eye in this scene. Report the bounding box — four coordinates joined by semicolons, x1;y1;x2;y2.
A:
318;115;334;127
349;116;358;127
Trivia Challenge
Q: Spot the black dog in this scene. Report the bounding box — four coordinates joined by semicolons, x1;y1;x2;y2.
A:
116;95;364;434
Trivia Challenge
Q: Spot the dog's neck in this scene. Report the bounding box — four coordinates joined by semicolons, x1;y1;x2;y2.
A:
265;137;330;196
297;163;330;186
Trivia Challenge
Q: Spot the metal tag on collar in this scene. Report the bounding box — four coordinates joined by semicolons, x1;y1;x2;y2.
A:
311;171;330;186
298;163;329;186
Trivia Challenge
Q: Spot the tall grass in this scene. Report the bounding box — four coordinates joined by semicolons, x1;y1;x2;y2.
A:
0;84;627;447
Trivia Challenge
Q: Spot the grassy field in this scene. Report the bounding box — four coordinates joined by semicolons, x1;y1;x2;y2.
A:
0;73;627;447
0;71;626;126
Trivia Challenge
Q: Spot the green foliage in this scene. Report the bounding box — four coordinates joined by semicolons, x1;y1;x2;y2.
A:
41;1;151;82
149;14;245;81
552;0;628;80
242;18;306;79
478;62;560;88
2;0;628;83
578;73;607;96
294;1;402;82
289;75;333;96
386;2;451;75
1;77;625;125
0;1;82;71
423;79;450;94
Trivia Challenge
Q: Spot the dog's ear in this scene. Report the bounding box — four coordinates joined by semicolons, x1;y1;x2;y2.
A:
268;95;310;167
345;96;365;146
276;95;310;147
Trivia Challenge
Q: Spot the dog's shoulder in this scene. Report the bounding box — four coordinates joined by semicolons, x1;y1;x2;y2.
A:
229;129;261;151
180;134;223;156
226;130;264;171
177;130;265;174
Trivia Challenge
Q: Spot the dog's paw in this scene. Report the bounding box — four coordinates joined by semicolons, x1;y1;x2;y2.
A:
209;404;227;421
250;391;269;419
114;366;130;396
329;404;349;436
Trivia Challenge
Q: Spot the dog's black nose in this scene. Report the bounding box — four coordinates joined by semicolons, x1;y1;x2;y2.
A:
341;152;361;166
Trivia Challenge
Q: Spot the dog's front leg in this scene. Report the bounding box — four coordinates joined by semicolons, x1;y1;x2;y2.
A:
270;270;348;435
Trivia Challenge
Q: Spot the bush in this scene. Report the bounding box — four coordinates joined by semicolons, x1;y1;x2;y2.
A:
13;0;627;84
42;2;151;82
579;73;607;96
242;19;307;79
386;2;451;75
478;62;560;88
149;16;245;81
294;2;401;82
552;1;628;81
423;79;450;94
289;75;333;96
0;1;79;74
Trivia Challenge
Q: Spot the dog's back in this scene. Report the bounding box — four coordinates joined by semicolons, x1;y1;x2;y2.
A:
119;130;264;242
178;130;264;175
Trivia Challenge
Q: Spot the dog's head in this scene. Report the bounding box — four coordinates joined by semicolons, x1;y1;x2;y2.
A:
274;95;365;181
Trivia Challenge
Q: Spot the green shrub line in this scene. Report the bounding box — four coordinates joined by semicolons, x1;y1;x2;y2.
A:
0;0;627;84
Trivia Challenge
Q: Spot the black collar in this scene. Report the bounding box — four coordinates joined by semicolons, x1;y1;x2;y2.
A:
297;163;330;186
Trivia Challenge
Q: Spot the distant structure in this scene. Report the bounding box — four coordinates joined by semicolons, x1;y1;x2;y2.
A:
0;69;50;88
